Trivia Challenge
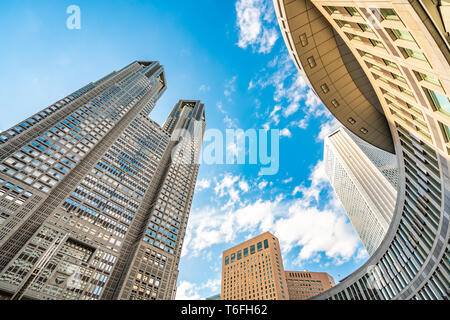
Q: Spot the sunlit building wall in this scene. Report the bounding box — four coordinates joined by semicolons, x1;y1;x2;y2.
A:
324;127;397;255
275;0;450;300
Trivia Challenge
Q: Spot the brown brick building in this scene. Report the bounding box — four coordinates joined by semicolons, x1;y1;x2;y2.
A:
221;232;289;300
221;232;335;300
285;270;335;300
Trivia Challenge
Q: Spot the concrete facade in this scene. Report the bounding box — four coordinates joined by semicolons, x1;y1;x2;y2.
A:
324;127;398;255
275;0;450;300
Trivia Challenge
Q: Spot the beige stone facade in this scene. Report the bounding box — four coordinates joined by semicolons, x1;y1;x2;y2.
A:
275;0;450;300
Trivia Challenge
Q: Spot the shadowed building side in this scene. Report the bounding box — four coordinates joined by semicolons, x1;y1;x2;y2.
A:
0;61;206;300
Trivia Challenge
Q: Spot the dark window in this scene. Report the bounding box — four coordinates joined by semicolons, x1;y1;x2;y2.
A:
257;242;263;252
264;239;269;249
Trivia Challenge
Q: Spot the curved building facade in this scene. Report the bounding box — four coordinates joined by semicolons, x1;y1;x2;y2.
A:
274;0;450;299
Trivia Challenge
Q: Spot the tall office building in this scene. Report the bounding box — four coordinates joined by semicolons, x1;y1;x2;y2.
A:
285;270;335;300
275;0;450;299
221;232;289;300
0;61;206;300
221;232;335;300
324;127;398;255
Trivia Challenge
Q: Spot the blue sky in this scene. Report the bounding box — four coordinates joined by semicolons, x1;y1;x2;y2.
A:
0;0;369;299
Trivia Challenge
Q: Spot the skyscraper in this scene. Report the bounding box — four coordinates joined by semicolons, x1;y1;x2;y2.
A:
0;61;206;300
324;127;398;255
221;232;289;300
275;0;450;300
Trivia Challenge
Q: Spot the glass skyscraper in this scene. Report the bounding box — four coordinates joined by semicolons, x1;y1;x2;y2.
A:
0;61;206;300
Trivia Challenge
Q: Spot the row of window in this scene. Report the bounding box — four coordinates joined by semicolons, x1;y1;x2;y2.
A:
224;239;269;265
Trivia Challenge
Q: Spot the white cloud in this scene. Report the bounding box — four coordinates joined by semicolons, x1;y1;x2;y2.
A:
354;247;369;262
282;177;293;184
248;54;325;135
238;180;250;192
235;0;279;54
258;27;279;54
176;281;201;300
224;115;235;128
283;102;299;117
226;141;239;158
289;118;309;129
258;180;268;190
199;84;210;92
214;174;240;197
224;76;237;98
317;117;340;141
176;278;221;300
291;160;329;202
183;161;363;267
196;178;211;191
274;201;359;263
269;105;281;124
217;101;226;114
217;101;239;128
305;89;327;117
280;128;292;138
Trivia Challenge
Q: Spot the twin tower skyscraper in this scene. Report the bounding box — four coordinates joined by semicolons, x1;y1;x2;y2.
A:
0;61;206;300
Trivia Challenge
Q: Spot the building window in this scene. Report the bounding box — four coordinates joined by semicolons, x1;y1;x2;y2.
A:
399;86;414;97
264;239;269;249
369;63;382;72
401;48;427;62
370;39;385;48
307;56;316;68
439;122;450;143
415;72;442;87
378;8;400;21
346;32;362;42
299;33;308;47
389;28;415;42
320;83;330;94
231;253;235;263
426;88;450;116
383;59;399;69
257;242;263;252
335;19;351;28
345;7;360;16
250;245;255;254
244;247;249;257
324;6;339;15
348;117;356;125
358;23;373;33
